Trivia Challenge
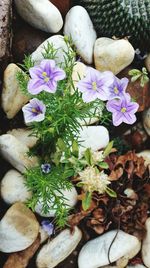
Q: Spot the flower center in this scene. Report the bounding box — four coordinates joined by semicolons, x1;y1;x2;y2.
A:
114;87;119;94
121;107;126;113
32;108;41;115
42;72;50;83
92;81;97;91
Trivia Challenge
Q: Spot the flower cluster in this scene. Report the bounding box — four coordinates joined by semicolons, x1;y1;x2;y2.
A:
79;166;110;194
77;67;139;126
22;59;66;124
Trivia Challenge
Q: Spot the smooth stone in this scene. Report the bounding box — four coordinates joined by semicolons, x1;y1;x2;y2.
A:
14;0;63;33
64;6;97;64
137;150;150;166
1;63;29;119
31;35;73;66
72;62;87;91
0;169;32;204
39;227;49;244
78;230;141;268
142;218;150;268
0;202;39;253
35;186;78;217
0;134;38;173
94;38;135;75
79;126;109;157
36;227;82;268
143;108;150;136
7;128;38;148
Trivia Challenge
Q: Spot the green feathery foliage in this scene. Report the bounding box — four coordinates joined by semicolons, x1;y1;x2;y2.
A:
17;37;106;227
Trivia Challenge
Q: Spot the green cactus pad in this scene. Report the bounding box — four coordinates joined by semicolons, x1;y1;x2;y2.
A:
73;0;150;51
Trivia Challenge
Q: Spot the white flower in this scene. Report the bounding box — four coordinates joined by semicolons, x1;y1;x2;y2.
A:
92;150;104;164
79;166;110;194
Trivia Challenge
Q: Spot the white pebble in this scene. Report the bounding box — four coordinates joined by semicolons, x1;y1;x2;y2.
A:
94;38;135;75
36;227;82;268
0;134;38;173
78;230;141;268
64;6;97;64
15;0;63;33
0;169;32;204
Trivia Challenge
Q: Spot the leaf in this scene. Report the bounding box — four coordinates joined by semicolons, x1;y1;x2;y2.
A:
140;75;149;87
131;74;141;83
103;141;114;157
99;162;109;169
128;69;141;76
84;148;93;166
72;140;79;157
142;67;148;75
57;138;66;151
105;187;117;198
76;182;84;187
82;192;92;211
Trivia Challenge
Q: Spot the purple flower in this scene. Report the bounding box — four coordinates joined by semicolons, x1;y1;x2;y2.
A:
41;163;51;174
22;98;46;124
108;77;129;100
77;67;114;103
106;94;139;126
28;59;66;95
41;220;54;236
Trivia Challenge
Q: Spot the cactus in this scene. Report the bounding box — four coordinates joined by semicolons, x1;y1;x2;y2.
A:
73;0;150;51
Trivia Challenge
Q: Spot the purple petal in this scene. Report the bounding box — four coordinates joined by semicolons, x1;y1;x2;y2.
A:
22;98;46;124
52;67;66;81
29;66;43;79
77;80;92;93
40;59;56;76
97;85;110;101
112;112;123;126
30;98;46;113
101;71;115;87
106;99;121;112
126;102;139;113
120;77;129;91
41;220;54;236
45;80;57;93
28;79;45;95
82;91;97;103
123;112;137;125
